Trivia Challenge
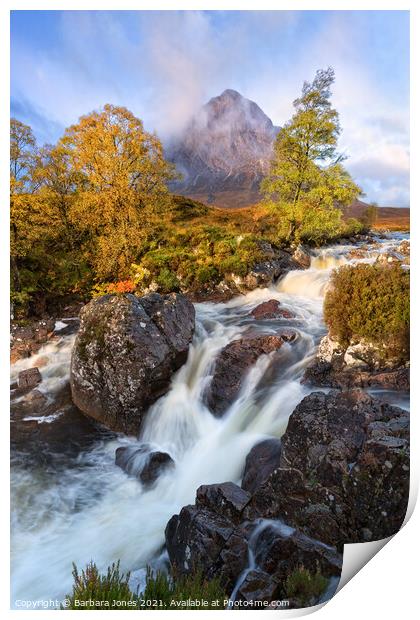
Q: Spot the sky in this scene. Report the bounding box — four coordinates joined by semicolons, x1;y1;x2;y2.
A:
10;10;410;207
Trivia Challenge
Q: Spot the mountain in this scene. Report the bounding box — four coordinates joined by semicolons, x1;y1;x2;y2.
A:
166;89;279;208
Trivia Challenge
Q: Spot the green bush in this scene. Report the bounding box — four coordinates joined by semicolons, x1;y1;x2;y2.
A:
284;567;328;606
63;561;136;609
324;263;409;363
64;561;226;610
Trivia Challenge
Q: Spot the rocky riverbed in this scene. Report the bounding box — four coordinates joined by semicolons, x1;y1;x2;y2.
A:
10;232;409;608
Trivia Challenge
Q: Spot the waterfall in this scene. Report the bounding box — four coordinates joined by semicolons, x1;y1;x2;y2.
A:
10;232;409;606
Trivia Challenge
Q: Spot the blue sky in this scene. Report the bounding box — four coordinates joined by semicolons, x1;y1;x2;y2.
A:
11;10;409;206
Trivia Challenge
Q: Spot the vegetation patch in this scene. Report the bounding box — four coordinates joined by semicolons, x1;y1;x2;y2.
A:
64;561;227;610
283;566;328;606
324;263;409;363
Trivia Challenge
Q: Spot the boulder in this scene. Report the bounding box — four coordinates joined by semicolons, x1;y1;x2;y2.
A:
70;293;195;435
249;390;409;547
115;444;175;486
250;300;294;320
241;438;282;494
18;367;42;389
165;504;235;579
206;335;286;416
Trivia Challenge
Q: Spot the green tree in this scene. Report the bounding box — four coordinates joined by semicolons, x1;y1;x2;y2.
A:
362;202;379;228
261;68;361;243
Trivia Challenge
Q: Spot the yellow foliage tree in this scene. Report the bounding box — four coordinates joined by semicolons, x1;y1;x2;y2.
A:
61;104;176;279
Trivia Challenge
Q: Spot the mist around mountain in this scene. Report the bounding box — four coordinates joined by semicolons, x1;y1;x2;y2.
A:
166;89;279;208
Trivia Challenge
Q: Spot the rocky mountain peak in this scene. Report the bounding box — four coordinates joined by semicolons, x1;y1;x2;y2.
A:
166;89;279;208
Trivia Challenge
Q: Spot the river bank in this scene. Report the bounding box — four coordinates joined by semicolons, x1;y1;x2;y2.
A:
10;231;409;608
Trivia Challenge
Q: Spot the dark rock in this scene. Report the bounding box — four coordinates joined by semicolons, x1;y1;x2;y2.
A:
249;390;409;547
251;299;294;320
115;445;175;486
241;438;282;494
196;482;251;523
304;360;410;392
165;504;236;578
235;569;280;604
207;335;285;416
243;250;302;289
70;293;195;435
254;525;342;582
18;367;42;389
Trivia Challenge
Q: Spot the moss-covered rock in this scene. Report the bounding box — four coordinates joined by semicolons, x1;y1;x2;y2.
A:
70;293;195;435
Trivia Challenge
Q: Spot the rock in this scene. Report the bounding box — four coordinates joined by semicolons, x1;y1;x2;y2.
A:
347;247;369;260
165;504;236;578
206;335;286;416
292;245;312;269
250;300;294;320
249;390;409;547
243;250;302;289
304;334;409;390
397;240;410;256
115;445;174;486
235;569;280;604
254;525;342;582
241;438;282;494
376;252;400;265
304;359;409;391
70;293;195;435
196;482;251;523
10;318;56;363
17;367;42;389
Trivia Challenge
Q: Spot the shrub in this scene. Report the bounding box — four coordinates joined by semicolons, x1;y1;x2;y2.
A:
63;561;136;609
64;561;226;610
284;566;328;606
142;567;226;609
324;263;409;363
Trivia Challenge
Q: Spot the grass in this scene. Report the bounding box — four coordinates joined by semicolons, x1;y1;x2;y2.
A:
63;561;227;610
284;566;328;606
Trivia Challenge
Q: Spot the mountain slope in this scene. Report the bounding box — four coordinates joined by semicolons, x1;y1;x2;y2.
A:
166;89;279;208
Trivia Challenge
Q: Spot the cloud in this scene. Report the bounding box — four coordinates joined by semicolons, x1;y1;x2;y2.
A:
10;10;409;206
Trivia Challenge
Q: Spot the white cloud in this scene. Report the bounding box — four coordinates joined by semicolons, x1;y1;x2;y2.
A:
11;10;409;206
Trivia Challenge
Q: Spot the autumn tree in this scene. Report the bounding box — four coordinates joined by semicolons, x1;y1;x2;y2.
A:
261;68;361;243
10;118;39;295
61;104;176;279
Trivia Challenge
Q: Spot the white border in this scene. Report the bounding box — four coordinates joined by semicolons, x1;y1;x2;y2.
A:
1;2;418;618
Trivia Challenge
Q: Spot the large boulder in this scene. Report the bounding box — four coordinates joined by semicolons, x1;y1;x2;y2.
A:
70;293;195;435
248;390;410;547
206;335;289;416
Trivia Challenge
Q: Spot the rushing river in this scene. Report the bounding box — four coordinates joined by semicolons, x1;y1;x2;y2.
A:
10;233;409;607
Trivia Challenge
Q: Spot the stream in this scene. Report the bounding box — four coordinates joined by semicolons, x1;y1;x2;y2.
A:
10;233;409;607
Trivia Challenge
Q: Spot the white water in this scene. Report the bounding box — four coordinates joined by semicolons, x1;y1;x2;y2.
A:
10;233;409;607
